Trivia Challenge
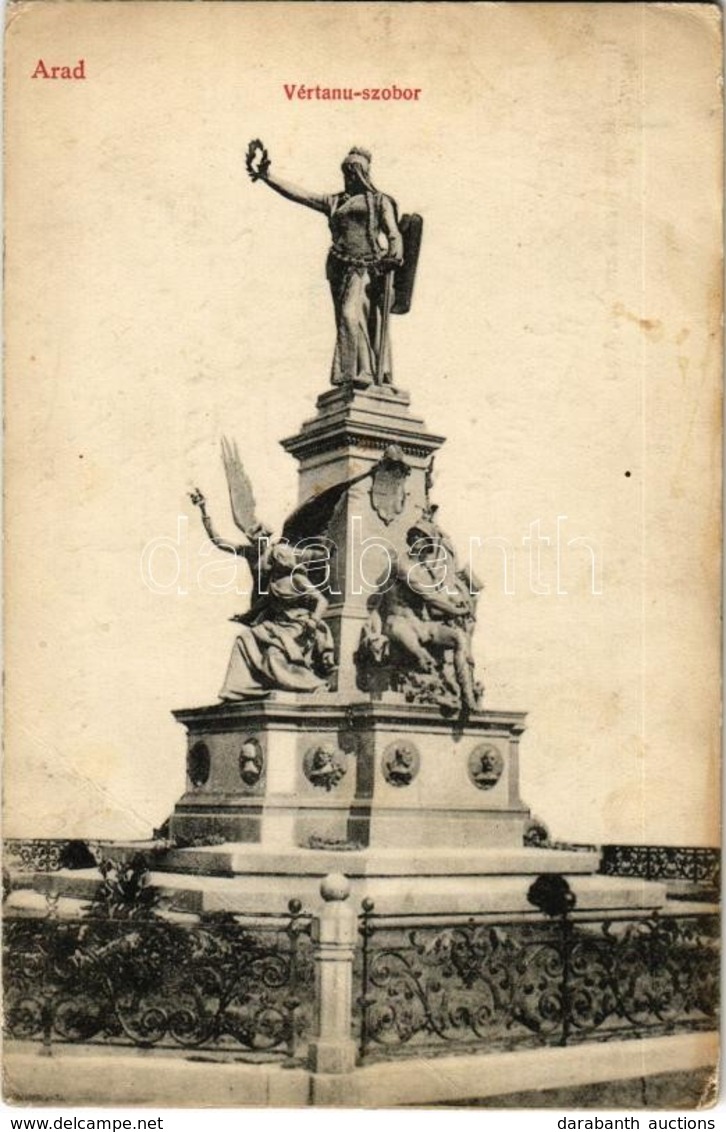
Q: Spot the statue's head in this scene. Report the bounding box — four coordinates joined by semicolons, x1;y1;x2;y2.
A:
269;542;298;571
342;147;373;192
313;743;334;768
406;520;438;560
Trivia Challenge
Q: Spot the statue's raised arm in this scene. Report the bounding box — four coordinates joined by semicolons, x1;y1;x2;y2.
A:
246;139;327;213
189;437;272;568
246;138;422;391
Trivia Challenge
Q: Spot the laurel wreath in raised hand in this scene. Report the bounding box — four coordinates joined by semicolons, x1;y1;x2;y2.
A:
246;139;270;182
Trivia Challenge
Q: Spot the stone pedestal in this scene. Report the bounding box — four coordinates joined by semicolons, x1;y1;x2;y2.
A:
281;385;443;499
156;694;669;917
156;382;670;920
280;387;445;695
169;697;529;850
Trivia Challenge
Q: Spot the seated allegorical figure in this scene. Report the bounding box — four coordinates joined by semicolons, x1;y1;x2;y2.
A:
221;538;336;698
190;439;336;698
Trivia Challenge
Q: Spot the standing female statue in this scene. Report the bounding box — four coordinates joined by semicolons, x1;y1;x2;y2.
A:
247;141;406;388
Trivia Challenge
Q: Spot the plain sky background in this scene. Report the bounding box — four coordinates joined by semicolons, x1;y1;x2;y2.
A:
4;1;721;846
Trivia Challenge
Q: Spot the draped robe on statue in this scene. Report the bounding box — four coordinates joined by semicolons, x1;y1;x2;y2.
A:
323;190;402;387
220;543;335;698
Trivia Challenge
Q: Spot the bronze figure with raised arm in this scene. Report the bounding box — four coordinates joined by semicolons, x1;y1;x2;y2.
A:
189;439;336;697
246;140;408;389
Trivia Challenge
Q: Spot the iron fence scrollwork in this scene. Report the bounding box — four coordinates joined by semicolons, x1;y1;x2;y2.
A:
4;894;314;1061
599;845;720;893
355;878;719;1063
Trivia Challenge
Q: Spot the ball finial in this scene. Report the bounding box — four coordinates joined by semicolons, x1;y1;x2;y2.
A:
320;873;351;902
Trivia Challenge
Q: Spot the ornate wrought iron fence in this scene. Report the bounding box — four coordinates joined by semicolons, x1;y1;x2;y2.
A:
4;841;721;1069
355;904;719;1063
3;839;97;874
4;909;314;1058
4;895;314;1060
599;846;721;893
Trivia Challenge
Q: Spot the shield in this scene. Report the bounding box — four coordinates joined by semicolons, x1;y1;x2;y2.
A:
370;446;411;525
392;213;423;315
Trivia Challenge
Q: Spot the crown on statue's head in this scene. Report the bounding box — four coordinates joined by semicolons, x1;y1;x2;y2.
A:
343;146;372;171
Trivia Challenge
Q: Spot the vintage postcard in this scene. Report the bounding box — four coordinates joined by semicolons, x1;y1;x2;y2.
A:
2;0;721;1111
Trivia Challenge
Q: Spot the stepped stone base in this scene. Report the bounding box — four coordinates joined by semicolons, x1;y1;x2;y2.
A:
35;693;662;917
4;1033;717;1107
22;846;668;917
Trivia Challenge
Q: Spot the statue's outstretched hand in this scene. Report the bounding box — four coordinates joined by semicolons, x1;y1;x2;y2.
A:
189;488;206;509
246;139;271;182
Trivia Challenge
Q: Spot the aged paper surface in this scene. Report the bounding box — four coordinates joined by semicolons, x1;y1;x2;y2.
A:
3;0;722;1109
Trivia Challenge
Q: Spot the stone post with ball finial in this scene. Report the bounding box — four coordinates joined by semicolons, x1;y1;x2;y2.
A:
307;873;358;1076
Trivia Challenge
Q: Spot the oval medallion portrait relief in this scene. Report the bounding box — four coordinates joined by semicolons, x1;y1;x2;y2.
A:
467;745;504;791
238;737;264;787
187;741;211;788
382;741;420;787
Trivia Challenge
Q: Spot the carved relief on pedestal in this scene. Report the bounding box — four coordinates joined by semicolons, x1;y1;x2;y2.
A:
303;743;348;791
381;741;420;787
187;741;211;788
467;744;504;791
238;737;264;786
369;445;411;524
